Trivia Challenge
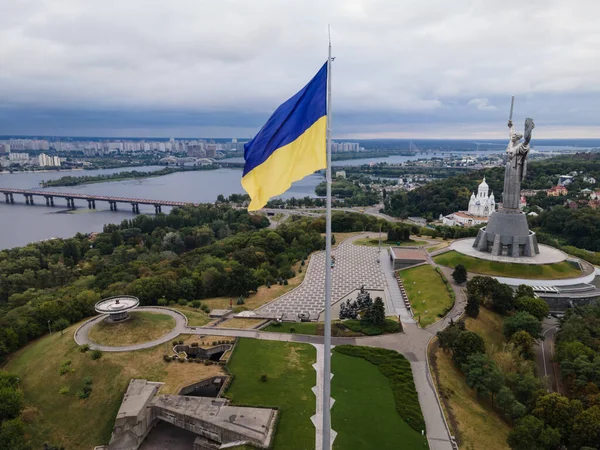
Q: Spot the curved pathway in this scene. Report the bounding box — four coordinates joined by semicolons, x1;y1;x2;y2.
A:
74;306;188;352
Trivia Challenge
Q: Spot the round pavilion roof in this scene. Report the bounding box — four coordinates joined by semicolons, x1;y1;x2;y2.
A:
95;296;140;314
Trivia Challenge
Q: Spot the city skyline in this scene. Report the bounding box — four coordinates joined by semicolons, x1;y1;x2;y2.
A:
2;0;600;138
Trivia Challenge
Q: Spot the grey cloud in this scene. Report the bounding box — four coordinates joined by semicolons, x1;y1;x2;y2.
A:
1;0;599;136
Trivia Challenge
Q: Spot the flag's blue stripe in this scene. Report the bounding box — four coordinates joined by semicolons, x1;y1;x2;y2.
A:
243;62;327;176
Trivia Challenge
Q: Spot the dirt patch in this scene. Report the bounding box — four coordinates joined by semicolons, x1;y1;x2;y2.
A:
216;318;265;329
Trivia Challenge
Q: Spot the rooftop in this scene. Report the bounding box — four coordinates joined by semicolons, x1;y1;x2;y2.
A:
390;247;428;261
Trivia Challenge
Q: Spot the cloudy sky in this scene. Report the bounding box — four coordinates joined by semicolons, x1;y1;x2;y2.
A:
1;0;600;138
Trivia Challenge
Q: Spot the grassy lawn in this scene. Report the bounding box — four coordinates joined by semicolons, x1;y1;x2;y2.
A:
399;265;454;327
172;305;212;326
354;237;428;247
87;311;175;346
434;250;581;279
429;308;510;450
216;318;265;329
263;321;319;334
426;242;450;253
224;339;316;450
3;328;224;449
332;351;429;449
263;318;400;337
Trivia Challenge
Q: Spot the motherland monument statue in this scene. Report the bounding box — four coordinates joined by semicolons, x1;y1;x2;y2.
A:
472;97;540;257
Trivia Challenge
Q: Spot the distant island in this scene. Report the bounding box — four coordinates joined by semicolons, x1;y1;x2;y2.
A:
40;164;220;187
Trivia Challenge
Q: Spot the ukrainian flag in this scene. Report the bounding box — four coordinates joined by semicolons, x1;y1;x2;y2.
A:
242;62;328;211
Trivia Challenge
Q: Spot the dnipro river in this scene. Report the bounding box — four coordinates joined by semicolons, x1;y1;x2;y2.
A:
0;166;323;250
0;150;506;250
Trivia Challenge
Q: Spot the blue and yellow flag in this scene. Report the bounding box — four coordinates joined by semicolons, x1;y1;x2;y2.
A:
242;63;327;211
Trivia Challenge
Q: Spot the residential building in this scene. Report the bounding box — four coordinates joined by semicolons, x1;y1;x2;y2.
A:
38;153;61;167
547;185;568;196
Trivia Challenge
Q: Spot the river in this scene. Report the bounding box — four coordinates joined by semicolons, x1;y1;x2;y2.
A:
0;166;323;249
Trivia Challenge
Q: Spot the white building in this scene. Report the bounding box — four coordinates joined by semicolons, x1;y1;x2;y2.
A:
441;178;495;227
9;152;28;161
38;153;61;167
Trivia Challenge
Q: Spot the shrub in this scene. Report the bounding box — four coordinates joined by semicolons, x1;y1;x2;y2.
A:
178;358;185;363
77;387;92;400
195;359;203;363
168;300;176;306
260;374;268;382
236;297;245;305
90;350;103;361
79;344;90;353
283;279;289;286
163;355;171;362
270;321;282;328
191;300;202;309
59;387;70;395
83;376;93;386
266;281;271;289
187;358;194;363
289;327;295;333
204;360;214;366
157;298;168;306
362;326;383;336
191;342;198;347
334;345;425;433
178;340;184;345
178;299;188;306
172;340;179;346
201;304;210;313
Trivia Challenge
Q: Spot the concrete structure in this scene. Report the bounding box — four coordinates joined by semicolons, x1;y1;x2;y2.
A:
95;296;140;322
389;247;428;270
0;187;197;213
453;238;566;265
106;379;277;450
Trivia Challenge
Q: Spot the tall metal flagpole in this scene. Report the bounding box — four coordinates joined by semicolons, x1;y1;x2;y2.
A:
322;26;333;450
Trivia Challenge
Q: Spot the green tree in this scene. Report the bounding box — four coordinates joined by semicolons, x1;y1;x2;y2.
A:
0;418;28;450
362;297;385;327
491;283;515;314
452;331;485;366
0;386;23;422
532;393;582;442
436;320;463;352
515;284;535;300
451;264;467;284
465;293;480;318
510;330;535;359
507;415;561;450
515;297;550;321
503;312;542;339
462;353;504;404
571;406;600;449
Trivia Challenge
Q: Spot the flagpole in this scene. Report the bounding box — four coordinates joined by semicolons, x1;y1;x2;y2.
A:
322;25;333;450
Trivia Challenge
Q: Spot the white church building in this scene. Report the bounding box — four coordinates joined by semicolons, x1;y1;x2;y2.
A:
440;178;495;227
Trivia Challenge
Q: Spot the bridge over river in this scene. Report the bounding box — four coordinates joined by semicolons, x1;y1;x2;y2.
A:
0;187;198;213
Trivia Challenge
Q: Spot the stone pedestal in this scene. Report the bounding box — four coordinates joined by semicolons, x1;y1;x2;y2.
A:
473;209;539;257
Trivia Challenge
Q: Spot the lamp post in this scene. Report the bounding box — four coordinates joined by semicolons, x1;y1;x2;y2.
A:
48;320;52;335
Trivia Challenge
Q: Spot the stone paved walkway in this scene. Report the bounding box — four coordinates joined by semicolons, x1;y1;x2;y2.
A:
256;234;385;320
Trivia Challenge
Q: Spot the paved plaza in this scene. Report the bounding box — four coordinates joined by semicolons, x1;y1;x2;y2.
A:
256;235;386;320
451;238;568;264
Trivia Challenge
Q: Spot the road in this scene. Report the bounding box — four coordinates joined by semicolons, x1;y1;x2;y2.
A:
537;317;559;392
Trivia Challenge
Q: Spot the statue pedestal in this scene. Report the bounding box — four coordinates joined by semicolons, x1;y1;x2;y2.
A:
473;209;540;257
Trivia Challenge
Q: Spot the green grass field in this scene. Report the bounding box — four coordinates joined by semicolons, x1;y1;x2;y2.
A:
88;311;175;346
172;305;212;326
262;321;319;334
332;351;429;449
399;265;454;327
354;237;428;247
224;339;316;450
434;250;581;279
3;326;225;449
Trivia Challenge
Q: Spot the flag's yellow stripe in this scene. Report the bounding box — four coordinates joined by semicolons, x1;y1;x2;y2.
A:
242;115;327;211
